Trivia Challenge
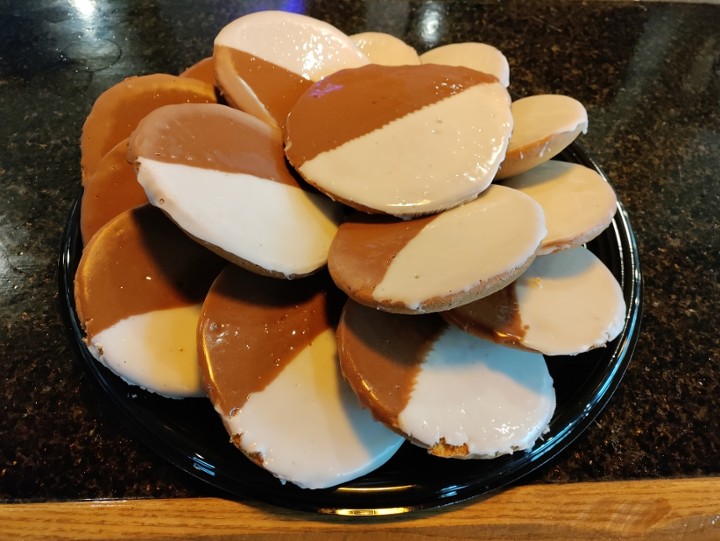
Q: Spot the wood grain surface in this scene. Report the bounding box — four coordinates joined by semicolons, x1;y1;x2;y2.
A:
2;477;719;540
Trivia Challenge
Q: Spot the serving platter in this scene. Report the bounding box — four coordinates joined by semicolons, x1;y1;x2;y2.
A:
59;144;642;515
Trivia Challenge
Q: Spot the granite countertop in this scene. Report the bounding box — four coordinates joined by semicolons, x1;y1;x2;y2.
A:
1;0;718;504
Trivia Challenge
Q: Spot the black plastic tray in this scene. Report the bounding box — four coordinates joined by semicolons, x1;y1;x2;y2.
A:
59;144;642;515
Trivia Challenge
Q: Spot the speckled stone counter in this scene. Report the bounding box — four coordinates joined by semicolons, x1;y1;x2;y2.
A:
1;0;718;503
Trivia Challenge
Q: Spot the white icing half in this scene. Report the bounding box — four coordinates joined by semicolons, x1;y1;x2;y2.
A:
399;326;555;458
373;185;546;310
214;11;368;81
87;305;204;398
515;246;626;355
351;32;421;66
497;94;588;179
420;42;510;87
503;160;618;254
508;94;588;151
223;328;405;489
298;82;513;216
136;159;342;277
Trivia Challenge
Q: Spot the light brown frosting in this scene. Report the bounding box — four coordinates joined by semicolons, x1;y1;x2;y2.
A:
198;267;343;416
128;103;299;186
337;300;445;428
74;204;225;338
442;284;528;346
284;63;498;165
80;73;216;181
214;46;313;127
179;57;217;87
328;213;436;304
80;138;148;244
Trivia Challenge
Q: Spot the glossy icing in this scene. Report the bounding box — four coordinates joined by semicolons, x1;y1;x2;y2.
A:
128;103;292;181
329;185;546;313
75;205;224;337
213;46;313;128
337;301;556;458
496;94;588;179
373;186;546;310
137;161;341;277
286;64;499;165
74;205;225;397
213;10;368;128
222;328;404;489
338;300;444;427
445;246;626;355
329;214;435;307
179;56;217;87
88;305;204;398
128;103;342;277
290;67;512;216
198;266;403;489
80;138;147;244
80;73;216;182
509;95;588;150
198;267;340;416
400;326;555;458
214;11;367;80
502;160;618;254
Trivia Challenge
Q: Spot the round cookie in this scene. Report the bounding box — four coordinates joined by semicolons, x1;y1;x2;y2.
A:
501;160;618;254
443;246;626;356
213;10;368;130
284;63;513;217
495;94;588;179
351;32;420;65
128;102;343;278
74;204;226;398
80;138;148;244
337;300;556;458
420;42;510;88
81;73;216;182
198;265;405;489
328;184;546;314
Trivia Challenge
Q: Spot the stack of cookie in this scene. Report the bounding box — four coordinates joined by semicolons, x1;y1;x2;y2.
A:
74;10;625;489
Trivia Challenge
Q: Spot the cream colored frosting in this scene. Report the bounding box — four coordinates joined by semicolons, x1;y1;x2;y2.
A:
214;10;368;81
508;95;588;150
136;159;342;277
221;328;405;489
513;246;626;355
87;305;204;398
351;32;421;66
372;185;546;310
399;326;555;457
496;94;588;179
502;160;617;254
298;82;513;217
420;42;510;87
